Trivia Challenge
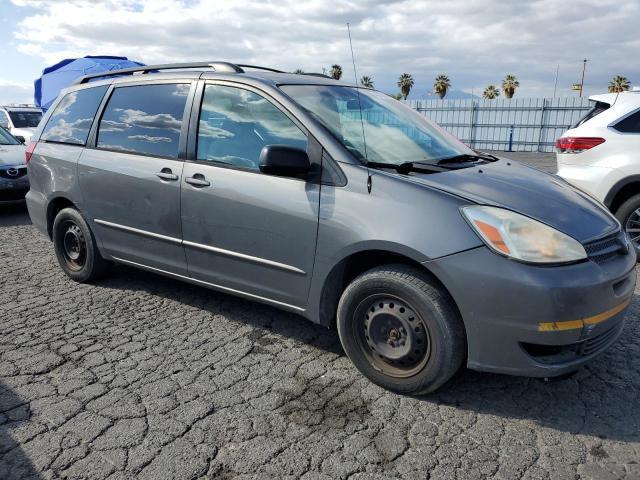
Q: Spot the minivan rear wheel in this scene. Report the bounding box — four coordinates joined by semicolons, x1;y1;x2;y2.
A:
337;265;466;395
52;207;111;282
615;193;640;257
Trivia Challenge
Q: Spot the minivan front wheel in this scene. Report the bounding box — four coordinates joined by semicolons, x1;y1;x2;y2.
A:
337;265;466;395
52;208;111;282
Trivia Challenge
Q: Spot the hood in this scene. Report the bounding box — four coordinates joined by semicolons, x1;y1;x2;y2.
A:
0;144;26;167
406;159;618;243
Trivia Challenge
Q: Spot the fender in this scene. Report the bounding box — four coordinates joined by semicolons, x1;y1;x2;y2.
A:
603;175;640;209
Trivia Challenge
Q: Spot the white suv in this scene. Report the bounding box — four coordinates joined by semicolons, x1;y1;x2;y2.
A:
557;91;640;251
0;105;43;143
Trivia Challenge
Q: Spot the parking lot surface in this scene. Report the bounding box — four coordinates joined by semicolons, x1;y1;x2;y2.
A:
1;154;640;479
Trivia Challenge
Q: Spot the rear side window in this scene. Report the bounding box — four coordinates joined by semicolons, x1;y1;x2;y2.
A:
41;86;108;145
97;83;190;158
612;110;640;133
573;101;610;128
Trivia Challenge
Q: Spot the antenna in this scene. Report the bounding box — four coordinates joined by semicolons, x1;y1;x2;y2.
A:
346;22;371;191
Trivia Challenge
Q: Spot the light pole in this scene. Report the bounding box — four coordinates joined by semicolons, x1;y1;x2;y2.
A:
553;64;559;98
579;59;588;97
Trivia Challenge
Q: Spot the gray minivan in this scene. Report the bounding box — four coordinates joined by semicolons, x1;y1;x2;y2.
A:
25;62;636;394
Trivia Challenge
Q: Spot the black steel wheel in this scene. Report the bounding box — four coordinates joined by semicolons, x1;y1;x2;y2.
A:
337;264;466;395
60;221;87;271
52;207;111;282
357;295;431;378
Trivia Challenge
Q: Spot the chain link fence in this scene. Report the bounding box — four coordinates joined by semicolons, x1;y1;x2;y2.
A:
407;97;592;152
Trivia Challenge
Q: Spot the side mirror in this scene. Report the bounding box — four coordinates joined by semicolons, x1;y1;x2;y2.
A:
259;145;310;177
15;135;25;144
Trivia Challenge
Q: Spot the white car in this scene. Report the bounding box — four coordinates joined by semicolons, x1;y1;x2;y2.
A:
0;105;43;143
556;90;640;251
0;126;28;204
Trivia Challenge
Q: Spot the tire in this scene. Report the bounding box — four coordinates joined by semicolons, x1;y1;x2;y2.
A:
336;264;466;395
52;207;111;282
615;193;640;258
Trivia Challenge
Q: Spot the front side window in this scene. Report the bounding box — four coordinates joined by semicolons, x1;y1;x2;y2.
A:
0;111;9;128
280;84;473;165
97;83;190;158
8;111;42;128
197;84;307;170
41;86;107;145
612;110;640;134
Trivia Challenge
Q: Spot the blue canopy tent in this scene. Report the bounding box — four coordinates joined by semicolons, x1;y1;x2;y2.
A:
34;55;144;111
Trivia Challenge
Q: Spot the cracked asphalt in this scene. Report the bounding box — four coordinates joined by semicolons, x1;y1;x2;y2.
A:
1;155;639;479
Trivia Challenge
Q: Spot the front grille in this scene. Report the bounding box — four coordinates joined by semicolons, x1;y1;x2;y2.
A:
0;166;27;179
580;322;624;356
0;188;29;201
584;232;626;264
522;321;624;364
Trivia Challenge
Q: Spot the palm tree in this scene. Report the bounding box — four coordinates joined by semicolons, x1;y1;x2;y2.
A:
433;74;451;99
329;65;343;80
501;74;520;99
360;76;374;88
293;69;305;75
609;75;631;93
397;73;414;99
483;85;500;100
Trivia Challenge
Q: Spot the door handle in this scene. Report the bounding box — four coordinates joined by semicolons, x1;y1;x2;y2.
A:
185;174;210;187
156;168;179;181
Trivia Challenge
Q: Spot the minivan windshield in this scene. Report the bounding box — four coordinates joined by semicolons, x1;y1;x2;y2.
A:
280;85;473;165
8;110;42;128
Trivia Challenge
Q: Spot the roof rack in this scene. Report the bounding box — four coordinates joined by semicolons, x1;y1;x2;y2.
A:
236;64;284;73
301;72;332;79
74;61;283;85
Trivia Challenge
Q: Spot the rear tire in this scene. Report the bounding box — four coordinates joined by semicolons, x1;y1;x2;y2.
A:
336;264;466;395
615;193;640;258
52;207;111;282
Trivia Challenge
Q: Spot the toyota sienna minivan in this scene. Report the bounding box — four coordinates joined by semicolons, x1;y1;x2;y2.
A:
25;62;636;394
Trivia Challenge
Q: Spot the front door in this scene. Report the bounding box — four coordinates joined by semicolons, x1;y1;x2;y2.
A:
180;83;320;308
79;82;193;275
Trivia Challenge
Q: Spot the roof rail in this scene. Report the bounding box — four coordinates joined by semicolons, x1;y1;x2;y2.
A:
301;72;332;79
236;64;284;73
73;61;246;84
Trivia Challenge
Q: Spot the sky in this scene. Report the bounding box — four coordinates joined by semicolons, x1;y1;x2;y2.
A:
1;0;639;105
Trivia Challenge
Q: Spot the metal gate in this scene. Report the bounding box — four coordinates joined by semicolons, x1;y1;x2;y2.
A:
408;97;592;152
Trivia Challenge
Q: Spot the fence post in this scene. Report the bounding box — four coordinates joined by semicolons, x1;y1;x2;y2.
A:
508;125;514;152
536;99;547;152
469;100;477;149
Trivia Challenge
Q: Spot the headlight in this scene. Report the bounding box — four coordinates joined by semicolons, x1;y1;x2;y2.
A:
461;205;587;264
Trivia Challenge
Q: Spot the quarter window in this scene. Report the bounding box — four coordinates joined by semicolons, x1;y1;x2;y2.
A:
197;84;307;170
612;110;640;134
97;83;190;158
41;86;108;145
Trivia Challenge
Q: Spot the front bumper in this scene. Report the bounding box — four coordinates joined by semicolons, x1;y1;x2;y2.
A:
426;244;636;377
0;176;29;203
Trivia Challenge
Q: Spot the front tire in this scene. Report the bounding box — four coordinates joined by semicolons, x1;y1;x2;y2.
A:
52;207;111;282
336;265;466;395
615;193;640;257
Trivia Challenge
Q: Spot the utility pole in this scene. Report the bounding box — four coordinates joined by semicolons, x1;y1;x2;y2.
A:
579;59;588;97
553;64;559;98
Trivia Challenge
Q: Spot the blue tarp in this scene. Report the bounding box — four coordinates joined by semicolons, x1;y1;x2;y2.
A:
34;55;144;111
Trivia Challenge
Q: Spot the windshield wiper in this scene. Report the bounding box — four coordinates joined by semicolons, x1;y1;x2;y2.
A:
435;153;498;165
366;161;448;174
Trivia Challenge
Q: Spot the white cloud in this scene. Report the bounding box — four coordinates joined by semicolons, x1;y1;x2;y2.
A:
0;78;33;105
9;0;640;98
